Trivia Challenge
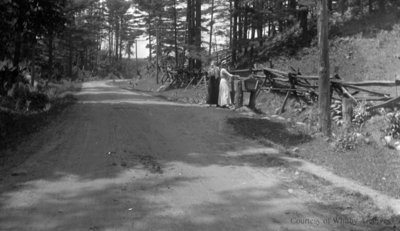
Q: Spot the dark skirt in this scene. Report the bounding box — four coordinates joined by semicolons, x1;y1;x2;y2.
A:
207;76;220;105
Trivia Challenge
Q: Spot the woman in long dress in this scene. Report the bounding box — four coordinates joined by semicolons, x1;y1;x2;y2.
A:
206;61;220;105
218;67;234;107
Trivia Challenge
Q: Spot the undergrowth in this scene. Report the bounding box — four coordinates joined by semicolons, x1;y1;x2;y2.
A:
385;111;400;139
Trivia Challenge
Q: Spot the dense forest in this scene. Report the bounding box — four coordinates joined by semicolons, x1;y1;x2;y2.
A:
0;0;398;96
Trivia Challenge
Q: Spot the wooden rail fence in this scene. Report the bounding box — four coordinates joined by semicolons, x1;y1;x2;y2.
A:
230;67;400;112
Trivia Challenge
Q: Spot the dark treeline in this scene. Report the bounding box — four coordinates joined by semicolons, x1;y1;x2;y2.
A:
0;0;397;96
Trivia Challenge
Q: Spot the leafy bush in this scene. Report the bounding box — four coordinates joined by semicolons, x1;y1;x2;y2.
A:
26;92;49;112
331;100;343;126
385;112;400;138
335;131;358;151
333;101;373;152
352;101;372;128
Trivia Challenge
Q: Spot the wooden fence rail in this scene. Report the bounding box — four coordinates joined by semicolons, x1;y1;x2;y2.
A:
230;67;400;112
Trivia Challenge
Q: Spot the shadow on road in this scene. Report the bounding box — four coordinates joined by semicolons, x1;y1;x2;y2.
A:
227;117;311;148
0;165;379;231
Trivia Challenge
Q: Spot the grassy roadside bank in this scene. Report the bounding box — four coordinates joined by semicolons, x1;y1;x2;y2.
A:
0;81;81;154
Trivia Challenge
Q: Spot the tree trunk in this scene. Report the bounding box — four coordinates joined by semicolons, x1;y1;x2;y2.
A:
68;30;73;80
135;40;138;74
12;16;23;82
128;43;131;60
250;5;256;59
149;10;154;62
288;0;297;11
186;0;194;69
156;28;159;84
13;17;23;70
277;0;284;33
238;12;243;41
12;3;27;78
288;0;297;25
378;0;386;13
299;6;309;39
328;0;333;11
243;7;248;43
109;26;113;59
232;0;238;65
338;0;347;14
209;0;215;56
115;16;119;60
271;21;277;36
48;29;54;80
13;35;22;68
235;80;243;108
318;0;331;136
148;28;152;62
119;17;123;60
258;0;264;40
229;0;233;51
195;0;202;69
190;0;196;69
174;0;179;67
31;63;35;87
251;25;255;41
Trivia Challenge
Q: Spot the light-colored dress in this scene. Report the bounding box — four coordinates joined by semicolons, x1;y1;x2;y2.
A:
218;68;233;107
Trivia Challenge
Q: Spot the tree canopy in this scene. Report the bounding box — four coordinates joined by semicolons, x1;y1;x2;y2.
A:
0;0;396;94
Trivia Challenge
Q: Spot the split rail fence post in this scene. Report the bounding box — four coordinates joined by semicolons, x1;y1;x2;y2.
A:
342;96;354;130
230;77;235;104
235;80;243;108
249;90;257;109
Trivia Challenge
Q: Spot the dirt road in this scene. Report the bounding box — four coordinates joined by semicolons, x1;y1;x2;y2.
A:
0;81;376;230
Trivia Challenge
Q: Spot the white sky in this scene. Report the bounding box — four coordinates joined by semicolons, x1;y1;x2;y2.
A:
136;38;149;58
